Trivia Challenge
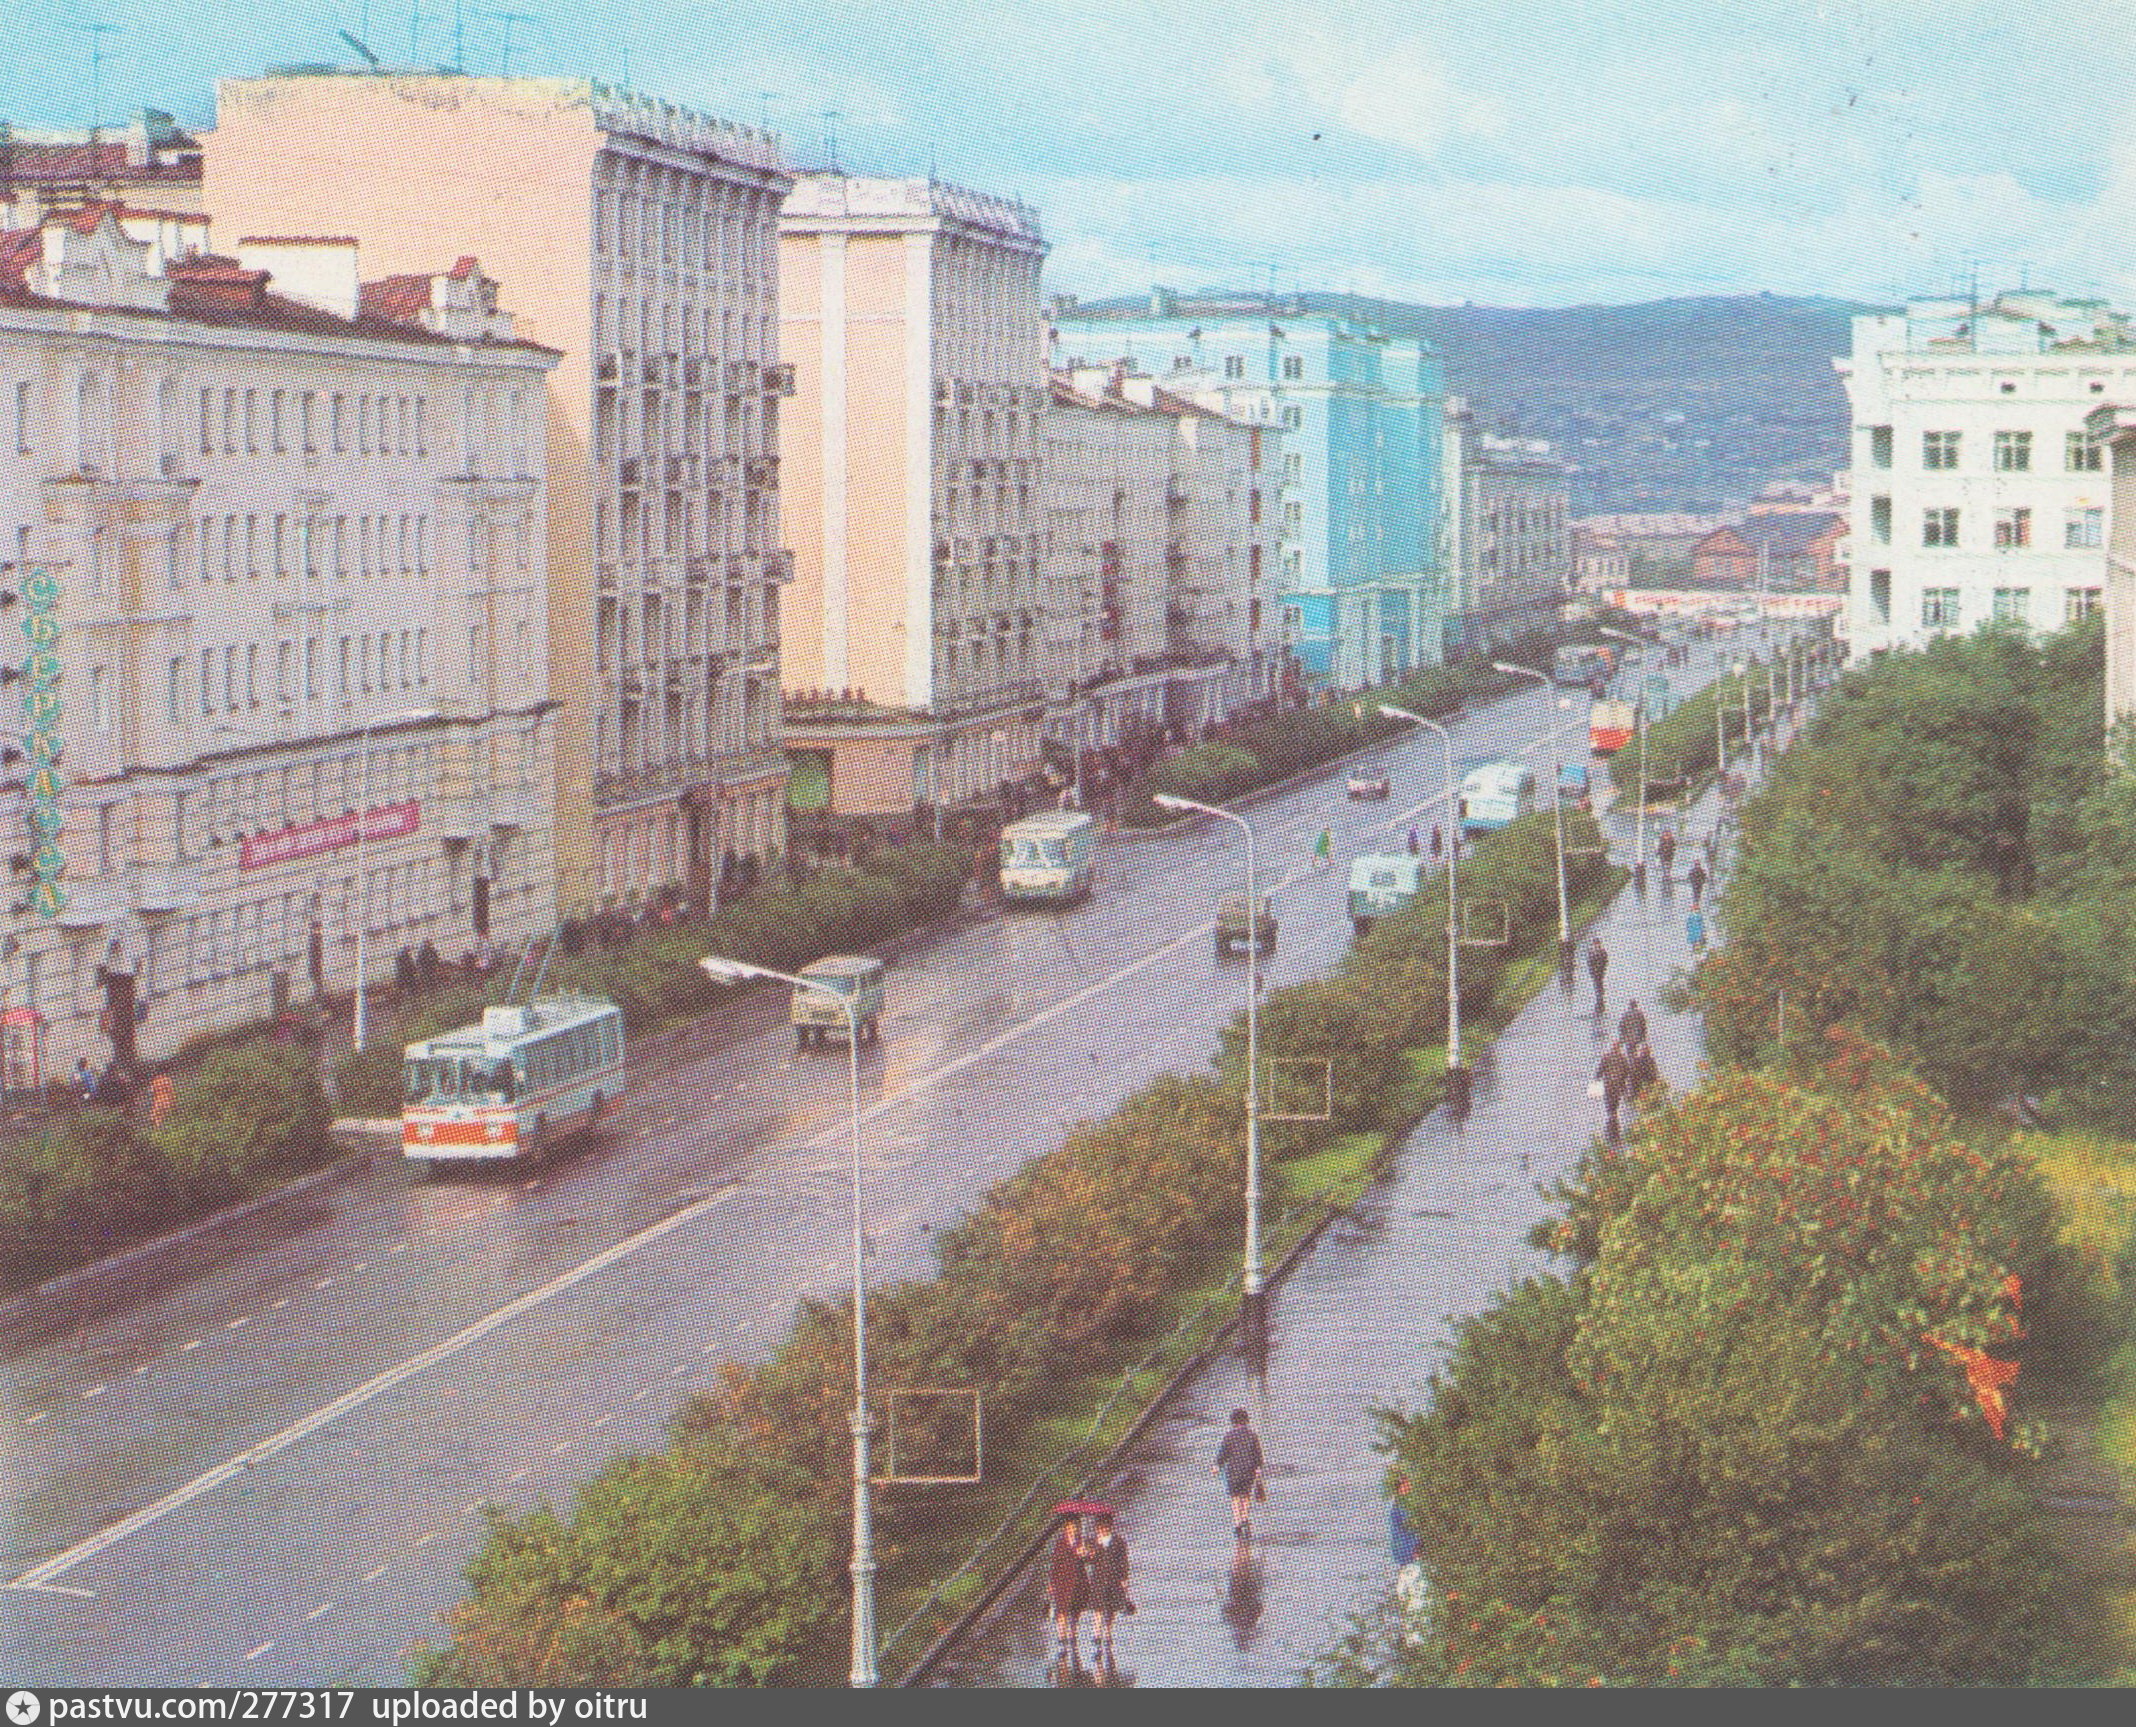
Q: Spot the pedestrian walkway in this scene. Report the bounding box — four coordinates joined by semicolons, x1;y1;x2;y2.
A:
931;794;1728;1688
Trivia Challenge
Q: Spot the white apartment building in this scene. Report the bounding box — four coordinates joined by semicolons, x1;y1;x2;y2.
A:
1840;292;2126;657
777;174;1051;826
0;202;557;1074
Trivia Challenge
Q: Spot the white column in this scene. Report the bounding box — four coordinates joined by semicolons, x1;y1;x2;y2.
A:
822;233;850;691
903;229;935;710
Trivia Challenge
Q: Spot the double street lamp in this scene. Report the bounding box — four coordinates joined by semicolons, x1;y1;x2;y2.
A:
1150;792;1267;1352
1489;661;1574;965
698;952;878;1688
1375;704;1467;1115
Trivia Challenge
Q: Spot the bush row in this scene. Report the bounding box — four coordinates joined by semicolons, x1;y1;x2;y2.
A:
1321;1037;2094;1687
334;842;972;1115
0;1041;336;1291
414;805;1619;1686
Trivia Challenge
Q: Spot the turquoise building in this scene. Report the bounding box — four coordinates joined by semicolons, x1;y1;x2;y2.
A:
1051;291;1448;690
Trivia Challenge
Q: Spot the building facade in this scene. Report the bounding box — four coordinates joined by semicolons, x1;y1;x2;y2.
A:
0;203;556;1075
1690;513;1845;591
1840;292;2126;658
205;72;794;916
1441;397;1571;650
1051;292;1445;692
777;174;1050;827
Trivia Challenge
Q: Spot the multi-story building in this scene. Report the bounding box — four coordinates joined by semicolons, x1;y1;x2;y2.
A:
1690;513;1845;591
2087;403;2136;747
1;111;206;224
1040;364;1278;770
0;202;556;1074
776;174;1050;827
1571;523;1630;593
1442;397;1572;648
1840;291;2127;657
1051;291;1445;692
205;71;794;915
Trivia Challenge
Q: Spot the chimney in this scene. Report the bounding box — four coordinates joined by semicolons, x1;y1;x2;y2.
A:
236;237;361;321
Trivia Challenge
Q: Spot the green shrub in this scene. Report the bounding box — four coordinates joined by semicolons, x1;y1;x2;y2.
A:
155;1041;336;1205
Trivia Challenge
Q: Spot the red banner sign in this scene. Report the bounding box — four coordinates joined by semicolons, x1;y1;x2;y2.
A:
240;800;422;871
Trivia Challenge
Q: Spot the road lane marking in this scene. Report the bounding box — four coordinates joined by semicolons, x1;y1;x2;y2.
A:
508;1468;529;1483
306;1602;333;1621
551;1439;572;1454
133;1364;149;1375
363;1564;389;1582
271;1299;290;1311
24;1409;47;1425
227;1317;249;1330
181;1340;201;1352
388;1244;407;1255
632;1387;653;1403
350;1262;368;1274
6;1184;741;1592
314;1278;334;1290
592;1413;613;1429
82;1384;104;1399
415;1530;439;1546
244;1641;272;1661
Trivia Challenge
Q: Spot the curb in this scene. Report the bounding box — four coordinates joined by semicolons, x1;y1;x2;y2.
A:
0;1146;376;1339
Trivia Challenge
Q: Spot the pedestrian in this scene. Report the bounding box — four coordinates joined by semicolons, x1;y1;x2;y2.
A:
1618;998;1648;1052
1656;827;1677;881
73;1055;97;1104
1389;1477;1419;1569
1214;1405;1266;1539
1313;828;1333;870
394;946;417;995
1687;906;1707;954
418;938;442;989
1406;826;1421;857
1085;1512;1132;1663
1585;935;1609;1015
1687;857;1709;909
1430;824;1444;861
1595;1036;1632;1144
1703;829;1720;873
1046;1516;1090;1662
1630;1037;1662;1103
149;1070;175;1131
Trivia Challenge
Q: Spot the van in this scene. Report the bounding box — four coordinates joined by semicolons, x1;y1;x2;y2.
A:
1459;762;1537;838
999;810;1099;904
791;954;886;1050
1348;853;1424;937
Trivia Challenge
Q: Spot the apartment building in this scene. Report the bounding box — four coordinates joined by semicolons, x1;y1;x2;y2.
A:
1840;292;2126;657
1051;291;1445;692
1441;398;1571;650
777;174;1050;826
0;202;556;1073
205;72;794;914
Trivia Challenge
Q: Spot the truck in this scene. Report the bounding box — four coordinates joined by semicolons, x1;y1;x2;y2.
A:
1552;643;1614;688
1459;761;1536;838
1215;891;1278;958
790;954;886;1050
1348;853;1425;937
999;809;1098;904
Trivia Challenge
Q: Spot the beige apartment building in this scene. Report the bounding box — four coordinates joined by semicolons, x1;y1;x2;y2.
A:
1043;364;1278;765
0;203;556;1076
777;174;1050;827
205;72;794;914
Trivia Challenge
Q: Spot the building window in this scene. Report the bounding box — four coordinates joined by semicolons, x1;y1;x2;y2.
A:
1923;507;1960;548
1993;507;2032;549
1922;586;1960;629
1869;424;1893;469
1923;430;1961;471
1223;355;1244;379
1281;355;1303;381
2066;586;2103;623
1991;587;2032;625
2066;507;2104;549
1992;430;2033;472
1870;495;1891;544
1282;406;1302;430
168;657;185;725
1869;568;1892;624
2068;430;2104;472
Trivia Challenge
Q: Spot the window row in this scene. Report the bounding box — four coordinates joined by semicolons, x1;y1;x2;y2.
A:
197;386;429;460
1919;505;2102;549
168;629;432;723
1912;584;2101;629
191;512;434;585
1874;425;2102;473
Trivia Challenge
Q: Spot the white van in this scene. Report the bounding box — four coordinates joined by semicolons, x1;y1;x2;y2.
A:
999;810;1098;904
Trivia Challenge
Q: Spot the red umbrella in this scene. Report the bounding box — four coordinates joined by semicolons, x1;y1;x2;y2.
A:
1053;1499;1114;1519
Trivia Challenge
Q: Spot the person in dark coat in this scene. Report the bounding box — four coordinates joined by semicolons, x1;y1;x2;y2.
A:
1214;1406;1266;1538
1046;1518;1090;1660
1430;825;1444;861
1630;1039;1662;1104
1596;1037;1632;1144
1687;857;1709;909
1585;936;1610;1015
1656;827;1677;881
1085;1512;1131;1661
1618;998;1648;1052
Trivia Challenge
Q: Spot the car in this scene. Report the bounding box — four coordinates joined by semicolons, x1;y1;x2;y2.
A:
1214;891;1278;957
1346;768;1391;801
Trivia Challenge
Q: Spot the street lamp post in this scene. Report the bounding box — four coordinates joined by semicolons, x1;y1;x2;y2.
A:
1377;704;1466;1114
1150;792;1266;1350
698;952;877;1688
1598;627;1648;888
1490;661;1573;964
350;706;440;1054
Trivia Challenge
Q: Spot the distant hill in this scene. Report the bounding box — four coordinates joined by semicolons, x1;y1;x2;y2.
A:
1074;290;1881;514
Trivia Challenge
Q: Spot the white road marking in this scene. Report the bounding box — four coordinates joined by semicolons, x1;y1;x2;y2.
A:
670;1363;688;1377
363;1564;389;1582
508;1468;529;1484
550;1439;572;1455
631;1388;654;1403
306;1602;333;1621
82;1384;104;1399
314;1278;334;1290
592;1413;613;1429
388;1244;407;1256
24;1410;47;1425
701;1342;718;1354
243;1641;272;1662
271;1299;290;1311
350;1263;368;1274
227;1317;249;1330
415;1530;439;1546
133;1364;149;1376
180;1340;201;1352
6;1186;740;1592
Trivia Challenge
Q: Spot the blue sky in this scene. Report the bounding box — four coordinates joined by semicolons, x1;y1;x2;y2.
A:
6;0;2136;308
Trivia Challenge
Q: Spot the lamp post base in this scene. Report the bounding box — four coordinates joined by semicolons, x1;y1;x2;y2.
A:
1445;1063;1472;1121
1240;1286;1269;1359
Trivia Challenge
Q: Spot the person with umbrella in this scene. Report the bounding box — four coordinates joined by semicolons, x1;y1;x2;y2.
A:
1046;1508;1091;1662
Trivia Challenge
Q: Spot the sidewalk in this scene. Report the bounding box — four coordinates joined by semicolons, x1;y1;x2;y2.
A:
929;796;1730;1688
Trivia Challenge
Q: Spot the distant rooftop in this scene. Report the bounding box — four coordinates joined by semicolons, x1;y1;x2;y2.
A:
1870;289;2136;356
782;173;1043;246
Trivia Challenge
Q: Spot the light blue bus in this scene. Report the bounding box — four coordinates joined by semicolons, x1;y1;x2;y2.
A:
1459;762;1537;839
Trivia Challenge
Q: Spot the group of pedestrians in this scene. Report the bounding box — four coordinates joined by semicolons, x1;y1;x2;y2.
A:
1594;997;1661;1144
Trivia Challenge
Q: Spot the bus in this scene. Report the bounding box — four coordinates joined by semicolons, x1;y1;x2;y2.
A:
1459;761;1537;838
1000;809;1098;904
1589;696;1637;755
403;995;625;1171
1553;643;1614;688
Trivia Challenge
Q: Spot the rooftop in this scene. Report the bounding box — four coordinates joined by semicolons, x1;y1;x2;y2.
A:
782;173;1043;245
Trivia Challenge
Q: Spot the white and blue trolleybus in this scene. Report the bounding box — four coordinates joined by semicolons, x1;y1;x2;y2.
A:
403;995;625;1171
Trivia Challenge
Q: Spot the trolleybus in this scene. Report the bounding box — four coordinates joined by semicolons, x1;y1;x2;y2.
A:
403;994;625;1171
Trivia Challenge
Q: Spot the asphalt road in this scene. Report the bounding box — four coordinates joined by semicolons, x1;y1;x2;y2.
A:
0;632;1767;1684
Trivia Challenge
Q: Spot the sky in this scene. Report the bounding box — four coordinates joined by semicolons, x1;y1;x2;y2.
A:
5;0;2136;309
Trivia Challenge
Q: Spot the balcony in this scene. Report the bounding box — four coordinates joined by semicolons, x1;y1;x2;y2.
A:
597;354;619;382
619;457;643;488
642;356;663;386
763;362;796;397
745;456;780;489
132;860;204;914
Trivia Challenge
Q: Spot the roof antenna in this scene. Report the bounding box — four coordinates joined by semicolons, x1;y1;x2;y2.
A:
71;21;121;160
822;107;840;173
487;8;538;76
339;28;383;68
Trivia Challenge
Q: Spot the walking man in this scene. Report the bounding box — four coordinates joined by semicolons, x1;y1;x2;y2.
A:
1656;827;1677;882
1407;826;1421;857
1687;857;1709;910
1596;1036;1632;1144
1585;935;1610;1016
1618;998;1648;1053
149;1070;176;1132
1214;1406;1266;1539
1085;1512;1131;1665
1430;824;1444;861
1687;906;1708;954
